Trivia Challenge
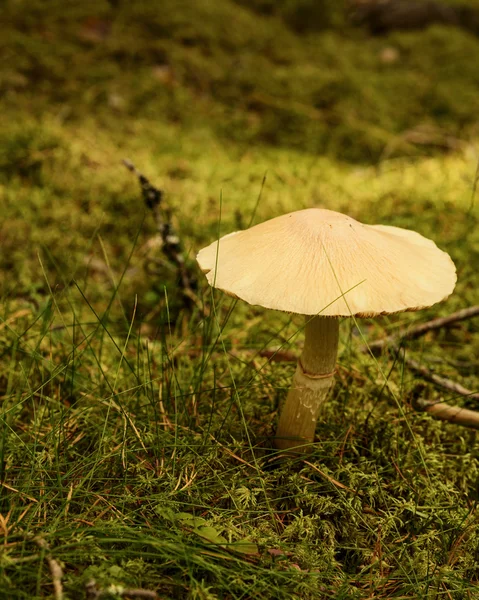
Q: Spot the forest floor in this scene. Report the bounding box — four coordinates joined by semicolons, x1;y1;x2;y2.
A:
1;1;479;598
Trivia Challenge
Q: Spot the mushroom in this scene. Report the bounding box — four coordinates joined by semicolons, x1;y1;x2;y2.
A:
197;208;456;452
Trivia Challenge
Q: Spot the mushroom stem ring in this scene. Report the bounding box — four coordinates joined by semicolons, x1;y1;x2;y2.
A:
274;316;339;452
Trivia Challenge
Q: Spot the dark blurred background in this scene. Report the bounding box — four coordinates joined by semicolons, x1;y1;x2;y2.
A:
2;0;479;163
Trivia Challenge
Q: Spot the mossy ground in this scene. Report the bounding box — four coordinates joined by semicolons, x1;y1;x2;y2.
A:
1;1;479;598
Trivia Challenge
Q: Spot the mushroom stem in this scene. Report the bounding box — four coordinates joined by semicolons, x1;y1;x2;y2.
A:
274;316;339;452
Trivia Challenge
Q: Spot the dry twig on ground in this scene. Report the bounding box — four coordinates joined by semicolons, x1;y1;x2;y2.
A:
86;579;158;599
123;159;198;309
34;537;64;600
367;305;479;354
350;0;479;36
257;309;479;427
397;347;479;400
362;305;479;400
413;398;479;430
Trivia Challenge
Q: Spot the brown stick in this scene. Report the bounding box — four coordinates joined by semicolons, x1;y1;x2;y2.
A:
349;0;479;37
261;305;479;362
368;305;479;353
401;351;479;400
258;348;297;363
414;398;479;430
86;580;158;599
122;159;198;308
263;340;479;401
34;538;63;600
258;308;479;402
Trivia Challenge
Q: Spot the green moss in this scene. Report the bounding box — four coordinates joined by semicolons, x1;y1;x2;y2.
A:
1;1;479;597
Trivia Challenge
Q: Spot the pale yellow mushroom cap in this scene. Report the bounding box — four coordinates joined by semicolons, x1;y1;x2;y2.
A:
196;208;457;317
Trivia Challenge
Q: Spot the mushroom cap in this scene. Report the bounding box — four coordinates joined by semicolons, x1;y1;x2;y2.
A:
196;208;456;317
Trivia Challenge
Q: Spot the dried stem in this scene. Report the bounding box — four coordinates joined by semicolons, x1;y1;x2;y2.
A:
259;348;297;363
368;305;479;353
123;159;197;308
361;305;479;400
414;398;479;430
86;579;158;599
34;537;63;600
397;348;479;400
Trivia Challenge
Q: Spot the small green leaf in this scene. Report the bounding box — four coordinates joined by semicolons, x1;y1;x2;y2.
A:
229;541;259;555
176;512;209;528
194;526;228;545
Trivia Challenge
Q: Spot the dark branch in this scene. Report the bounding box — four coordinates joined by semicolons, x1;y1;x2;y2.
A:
367;305;479;354
86;579;158;599
398;348;479;401
123;159;198;309
414;398;479;430
350;0;479;36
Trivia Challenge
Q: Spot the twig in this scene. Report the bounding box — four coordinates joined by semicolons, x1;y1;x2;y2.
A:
257;306;479;401
398;347;479;400
367;305;479;353
303;460;360;495
349;0;479;36
34;537;63;600
414;398;479;430
0;481;38;503
258;348;297;362
261;338;479;401
122;159;198;309
86;579;158;599
0;309;31;332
